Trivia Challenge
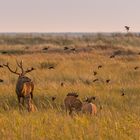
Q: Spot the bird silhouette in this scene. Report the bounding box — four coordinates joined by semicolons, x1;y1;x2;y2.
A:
42;47;49;51
0;79;4;82
110;55;115;58
48;66;54;69
71;48;76;51
93;78;99;82
51;96;56;101
61;82;64;87
93;71;97;75
121;89;125;96
106;79;110;83
1;51;7;54
64;47;69;50
125;26;130;33
31;67;35;70
98;65;102;69
134;66;139;70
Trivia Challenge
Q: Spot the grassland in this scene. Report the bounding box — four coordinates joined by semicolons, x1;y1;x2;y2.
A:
0;33;140;140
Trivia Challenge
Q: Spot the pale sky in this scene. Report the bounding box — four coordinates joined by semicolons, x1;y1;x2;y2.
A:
0;0;139;32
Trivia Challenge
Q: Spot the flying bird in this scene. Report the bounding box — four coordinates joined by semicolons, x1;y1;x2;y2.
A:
121;89;125;96
110;55;115;58
42;47;49;51
64;47;69;50
93;78;99;82
134;66;139;70
125;26;130;32
48;66;54;69
51;96;56;101
0;79;4;82
1;51;7;54
0;65;3;68
93;71;97;76
61;82;64;87
71;48;76;51
106;79;111;83
98;65;102;69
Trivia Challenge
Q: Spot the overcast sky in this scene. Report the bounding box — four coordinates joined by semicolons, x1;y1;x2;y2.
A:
0;0;139;32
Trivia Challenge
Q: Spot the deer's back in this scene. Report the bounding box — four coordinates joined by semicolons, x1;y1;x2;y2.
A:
82;103;97;115
64;96;82;111
16;77;34;97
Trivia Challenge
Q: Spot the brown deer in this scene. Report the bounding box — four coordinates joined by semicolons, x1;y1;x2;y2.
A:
3;60;35;112
64;93;97;116
82;96;97;115
64;92;82;115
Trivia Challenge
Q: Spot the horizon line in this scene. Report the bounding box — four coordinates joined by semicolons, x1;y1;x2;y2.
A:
0;31;139;34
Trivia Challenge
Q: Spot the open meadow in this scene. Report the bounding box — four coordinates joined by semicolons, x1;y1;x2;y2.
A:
0;33;140;140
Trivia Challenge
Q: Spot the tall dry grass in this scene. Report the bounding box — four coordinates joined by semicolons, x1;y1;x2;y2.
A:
0;34;140;140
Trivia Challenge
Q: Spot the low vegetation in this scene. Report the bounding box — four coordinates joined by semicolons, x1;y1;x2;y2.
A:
0;33;140;140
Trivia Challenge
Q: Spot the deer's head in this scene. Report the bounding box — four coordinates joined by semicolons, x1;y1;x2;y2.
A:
84;96;96;103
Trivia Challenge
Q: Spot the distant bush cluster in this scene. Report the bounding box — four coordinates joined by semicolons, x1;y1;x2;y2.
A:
0;33;140;47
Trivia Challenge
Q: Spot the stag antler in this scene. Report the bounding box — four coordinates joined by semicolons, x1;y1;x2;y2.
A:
25;67;35;74
16;60;35;74
3;60;35;75
16;60;24;74
3;62;20;75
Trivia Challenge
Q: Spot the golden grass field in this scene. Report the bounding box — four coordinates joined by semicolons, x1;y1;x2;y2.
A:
0;33;140;140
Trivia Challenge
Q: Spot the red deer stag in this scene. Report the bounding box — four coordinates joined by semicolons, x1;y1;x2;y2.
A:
3;61;35;112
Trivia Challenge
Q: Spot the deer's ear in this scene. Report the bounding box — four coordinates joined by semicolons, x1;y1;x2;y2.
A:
84;96;88;101
75;93;79;97
92;96;96;100
67;93;70;96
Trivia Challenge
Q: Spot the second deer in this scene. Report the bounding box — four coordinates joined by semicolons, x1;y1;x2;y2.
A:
64;93;97;116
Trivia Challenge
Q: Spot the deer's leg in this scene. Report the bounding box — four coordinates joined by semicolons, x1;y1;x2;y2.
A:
30;92;33;100
30;82;34;100
28;97;31;112
69;108;73;115
17;96;20;104
65;106;70;115
18;96;23;110
25;95;31;112
26;95;35;112
65;107;68;114
17;96;22;105
22;97;25;106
